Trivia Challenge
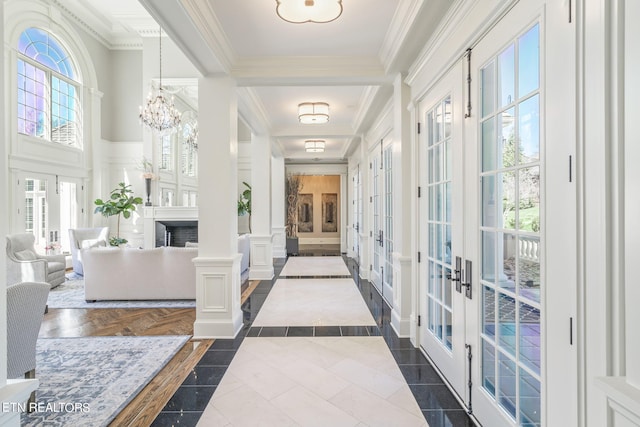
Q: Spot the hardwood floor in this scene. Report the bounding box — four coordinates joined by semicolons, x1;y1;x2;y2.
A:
39;279;260;426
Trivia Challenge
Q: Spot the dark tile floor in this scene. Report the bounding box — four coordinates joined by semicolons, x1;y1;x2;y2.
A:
152;256;476;426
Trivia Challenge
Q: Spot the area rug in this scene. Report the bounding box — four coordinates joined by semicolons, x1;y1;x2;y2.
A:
279;256;351;277
21;335;190;426
48;279;195;309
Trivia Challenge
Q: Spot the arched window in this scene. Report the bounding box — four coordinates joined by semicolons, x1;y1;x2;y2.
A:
17;27;82;148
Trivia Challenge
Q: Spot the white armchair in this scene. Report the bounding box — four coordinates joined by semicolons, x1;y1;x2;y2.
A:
68;227;109;276
6;233;66;288
7;281;50;409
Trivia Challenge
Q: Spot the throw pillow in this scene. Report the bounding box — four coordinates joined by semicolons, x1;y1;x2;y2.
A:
14;249;37;261
81;239;106;249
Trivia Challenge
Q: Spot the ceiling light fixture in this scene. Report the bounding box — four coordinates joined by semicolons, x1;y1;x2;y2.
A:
276;0;343;24
139;26;181;135
305;140;326;153
298;102;329;124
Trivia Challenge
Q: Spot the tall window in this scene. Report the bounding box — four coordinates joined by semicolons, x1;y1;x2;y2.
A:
17;27;82;148
160;134;173;171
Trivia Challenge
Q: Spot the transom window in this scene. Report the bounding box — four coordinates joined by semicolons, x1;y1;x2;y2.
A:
17;27;82;148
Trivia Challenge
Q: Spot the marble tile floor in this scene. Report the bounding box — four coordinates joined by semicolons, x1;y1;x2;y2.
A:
279;255;351;277
152;257;475;427
252;278;377;327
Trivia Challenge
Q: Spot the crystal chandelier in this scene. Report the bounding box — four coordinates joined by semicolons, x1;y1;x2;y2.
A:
185;122;198;150
139;27;181;135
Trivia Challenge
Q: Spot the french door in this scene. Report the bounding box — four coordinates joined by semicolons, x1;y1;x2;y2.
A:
418;60;466;399
16;172;81;254
370;139;393;303
419;0;576;425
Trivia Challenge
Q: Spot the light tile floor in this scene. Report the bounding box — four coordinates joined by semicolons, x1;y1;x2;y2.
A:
153;257;475;427
198;337;427;427
252;279;377;327
198;257;426;426
278;256;351;277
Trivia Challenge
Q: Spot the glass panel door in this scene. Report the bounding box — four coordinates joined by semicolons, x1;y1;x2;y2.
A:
419;60;466;399
371;153;382;292
478;23;542;426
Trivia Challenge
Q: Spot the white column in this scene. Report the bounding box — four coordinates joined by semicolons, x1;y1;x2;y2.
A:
359;136;371;280
271;155;286;258
391;73;413;337
193;75;243;338
1;3;39;423
249;134;274;280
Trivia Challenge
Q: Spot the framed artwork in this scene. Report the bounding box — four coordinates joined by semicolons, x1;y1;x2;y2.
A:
298;193;313;233
322;193;338;232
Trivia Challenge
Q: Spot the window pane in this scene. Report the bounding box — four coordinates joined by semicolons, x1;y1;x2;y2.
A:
499;108;516;168
518;236;540;303
498;293;517;356
518;95;540;163
501;171;516;230
501;233;517;292
482;175;496;227
498;352;517;418
481;61;495;117
518;167;540;232
483;286;496;339
482;231;496;283
520;368;541;426
518;24;540;97
519;302;541;374
482;340;496;396
482;117;496;172
498;44;515;108
443;97;452;138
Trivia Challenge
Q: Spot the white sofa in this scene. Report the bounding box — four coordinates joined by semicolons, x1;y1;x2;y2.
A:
82;246;198;301
186;234;251;284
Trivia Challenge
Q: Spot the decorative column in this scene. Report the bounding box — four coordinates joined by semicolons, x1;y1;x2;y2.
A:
391;73;413;338
271;155;287;258
249;134;274;279
193;75;243;338
359;135;371;281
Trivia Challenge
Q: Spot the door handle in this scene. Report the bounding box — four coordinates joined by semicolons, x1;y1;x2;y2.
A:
448;256;463;292
461;259;472;300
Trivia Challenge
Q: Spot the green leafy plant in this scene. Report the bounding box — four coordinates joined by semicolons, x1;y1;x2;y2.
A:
237;182;252;233
94;182;143;246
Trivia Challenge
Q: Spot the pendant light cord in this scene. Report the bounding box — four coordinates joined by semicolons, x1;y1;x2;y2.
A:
159;26;162;91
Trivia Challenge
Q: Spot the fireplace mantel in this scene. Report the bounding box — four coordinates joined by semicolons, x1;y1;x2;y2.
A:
144;207;198;249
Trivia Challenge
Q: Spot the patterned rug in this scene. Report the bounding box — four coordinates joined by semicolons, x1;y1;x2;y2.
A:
48;278;195;309
22;335;190;426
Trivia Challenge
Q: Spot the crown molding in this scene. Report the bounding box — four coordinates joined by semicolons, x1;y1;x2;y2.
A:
232;56;388;87
237;87;272;135
378;0;424;71
179;0;235;72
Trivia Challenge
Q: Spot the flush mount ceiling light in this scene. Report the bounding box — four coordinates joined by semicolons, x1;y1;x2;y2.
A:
276;0;343;24
298;102;329;124
305;140;326;153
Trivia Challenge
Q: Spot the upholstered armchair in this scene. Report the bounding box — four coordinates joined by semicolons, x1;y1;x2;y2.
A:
6;233;66;288
68;227;109;276
7;281;50;409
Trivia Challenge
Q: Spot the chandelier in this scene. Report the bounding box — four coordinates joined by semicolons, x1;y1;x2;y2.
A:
305;140;325;153
276;0;343;24
184;122;198;150
298;102;329;124
139;27;181;135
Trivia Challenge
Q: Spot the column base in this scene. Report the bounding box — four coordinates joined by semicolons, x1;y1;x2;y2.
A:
391;254;413;338
272;227;287;258
249;234;274;280
193;255;244;339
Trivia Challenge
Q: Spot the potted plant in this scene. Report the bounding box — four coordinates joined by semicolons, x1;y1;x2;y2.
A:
285;174;303;255
237;181;252;233
94;182;143;246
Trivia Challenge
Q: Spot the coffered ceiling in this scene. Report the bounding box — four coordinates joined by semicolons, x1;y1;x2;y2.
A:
56;0;452;161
